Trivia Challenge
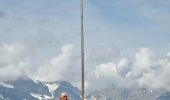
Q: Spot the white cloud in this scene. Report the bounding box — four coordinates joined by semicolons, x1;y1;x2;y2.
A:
0;42;30;81
33;44;80;82
128;48;155;79
1;42;170;93
94;63;118;79
0;61;29;81
86;63;121;92
0;42;28;64
117;57;131;77
85;47;170;92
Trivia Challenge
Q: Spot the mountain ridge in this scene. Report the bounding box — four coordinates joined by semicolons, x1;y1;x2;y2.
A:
0;77;81;100
0;77;170;100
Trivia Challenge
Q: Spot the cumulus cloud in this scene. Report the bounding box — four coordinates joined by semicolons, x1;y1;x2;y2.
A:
0;62;29;81
127;48;155;79
95;63;118;79
0;42;30;81
85;62;121;92
33;44;80;82
86;47;170;92
117;57;131;77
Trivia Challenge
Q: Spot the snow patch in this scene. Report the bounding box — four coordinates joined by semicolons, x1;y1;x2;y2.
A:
30;93;52;100
45;83;60;92
0;94;10;99
143;88;153;95
0;82;14;89
33;80;39;84
0;94;4;99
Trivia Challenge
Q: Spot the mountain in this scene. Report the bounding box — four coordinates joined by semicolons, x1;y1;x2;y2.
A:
1;77;170;100
156;92;170;100
0;77;81;100
44;81;81;100
87;85;169;100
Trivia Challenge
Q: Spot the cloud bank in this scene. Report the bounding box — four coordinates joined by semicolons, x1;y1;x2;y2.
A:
86;47;170;92
1;42;170;93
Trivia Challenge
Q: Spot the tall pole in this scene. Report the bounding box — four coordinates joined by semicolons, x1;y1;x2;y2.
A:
80;0;85;100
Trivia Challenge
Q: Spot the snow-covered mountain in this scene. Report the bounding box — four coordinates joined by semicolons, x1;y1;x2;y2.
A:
156;92;170;100
0;77;81;100
87;85;170;100
1;77;170;100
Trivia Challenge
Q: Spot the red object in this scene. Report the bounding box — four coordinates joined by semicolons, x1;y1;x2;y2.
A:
60;96;69;100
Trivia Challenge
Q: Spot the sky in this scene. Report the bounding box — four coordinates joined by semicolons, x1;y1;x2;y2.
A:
0;0;170;93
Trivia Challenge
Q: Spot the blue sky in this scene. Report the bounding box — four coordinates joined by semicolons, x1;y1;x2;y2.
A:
0;0;170;92
86;0;170;54
0;0;170;54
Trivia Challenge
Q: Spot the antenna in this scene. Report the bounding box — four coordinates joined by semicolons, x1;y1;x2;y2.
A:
80;0;85;100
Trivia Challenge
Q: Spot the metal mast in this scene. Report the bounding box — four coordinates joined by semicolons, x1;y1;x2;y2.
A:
80;0;85;100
